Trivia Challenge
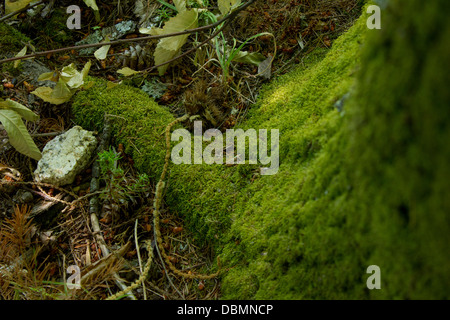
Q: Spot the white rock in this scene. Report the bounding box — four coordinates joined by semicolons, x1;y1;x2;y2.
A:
34;126;97;186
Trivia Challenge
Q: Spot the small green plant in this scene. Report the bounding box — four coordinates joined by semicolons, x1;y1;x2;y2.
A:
202;10;270;83
213;32;269;82
97;148;150;209
157;0;178;13
157;6;173;21
98;147;124;205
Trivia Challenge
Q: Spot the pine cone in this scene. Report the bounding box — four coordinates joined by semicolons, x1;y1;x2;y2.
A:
184;80;231;129
117;44;152;70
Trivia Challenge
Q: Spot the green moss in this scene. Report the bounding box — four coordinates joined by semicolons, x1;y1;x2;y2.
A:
343;0;450;299
71;0;450;299
0;22;31;73
0;23;31;52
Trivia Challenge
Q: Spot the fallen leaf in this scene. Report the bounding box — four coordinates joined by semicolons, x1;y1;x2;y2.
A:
32;80;73;105
14;46;27;68
117;67;141;77
5;0;33;15
106;81;119;89
94;44;111;60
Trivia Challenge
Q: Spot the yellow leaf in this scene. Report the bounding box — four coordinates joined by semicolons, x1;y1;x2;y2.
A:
38;71;59;82
218;0;241;16
81;60;92;79
152;9;198;75
158;10;198;52
106;81;119;89
82;0;99;11
139;27;157;35
173;0;186;12
59;61;90;89
32;80;73;105
14;46;27;69
94;44;111;60
117;67;141;77
5;0;33;15
154;46;179;76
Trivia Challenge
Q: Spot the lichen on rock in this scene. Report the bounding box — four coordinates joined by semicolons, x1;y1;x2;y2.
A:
34;126;97;186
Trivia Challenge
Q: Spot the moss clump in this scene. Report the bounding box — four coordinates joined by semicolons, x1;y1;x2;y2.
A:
342;0;450;299
0;22;31;73
72;0;450;299
0;23;31;53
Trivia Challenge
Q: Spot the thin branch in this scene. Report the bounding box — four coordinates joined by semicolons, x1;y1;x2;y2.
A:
0;0;257;65
0;131;63;139
0;0;45;23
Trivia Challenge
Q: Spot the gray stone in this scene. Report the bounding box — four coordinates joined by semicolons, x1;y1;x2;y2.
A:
13;189;34;204
34;126;97;186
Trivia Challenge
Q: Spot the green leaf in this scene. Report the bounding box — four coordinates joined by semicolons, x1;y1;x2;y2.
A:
0;109;42;160
14;46;27;68
154;46;179;76
157;10;198;52
0;99;39;122
157;0;178;12
38;71;59;82
60;62;90;89
32;80;73;105
81;60;92;79
173;0;186;12
218;0;241;16
232;51;266;65
152;9;198;75
82;0;99;11
117;67;141;77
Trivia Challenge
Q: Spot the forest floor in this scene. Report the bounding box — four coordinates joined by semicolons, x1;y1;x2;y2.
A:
0;0;361;300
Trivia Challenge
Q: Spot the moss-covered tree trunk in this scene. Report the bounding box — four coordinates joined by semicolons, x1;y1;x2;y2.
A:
72;0;450;299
